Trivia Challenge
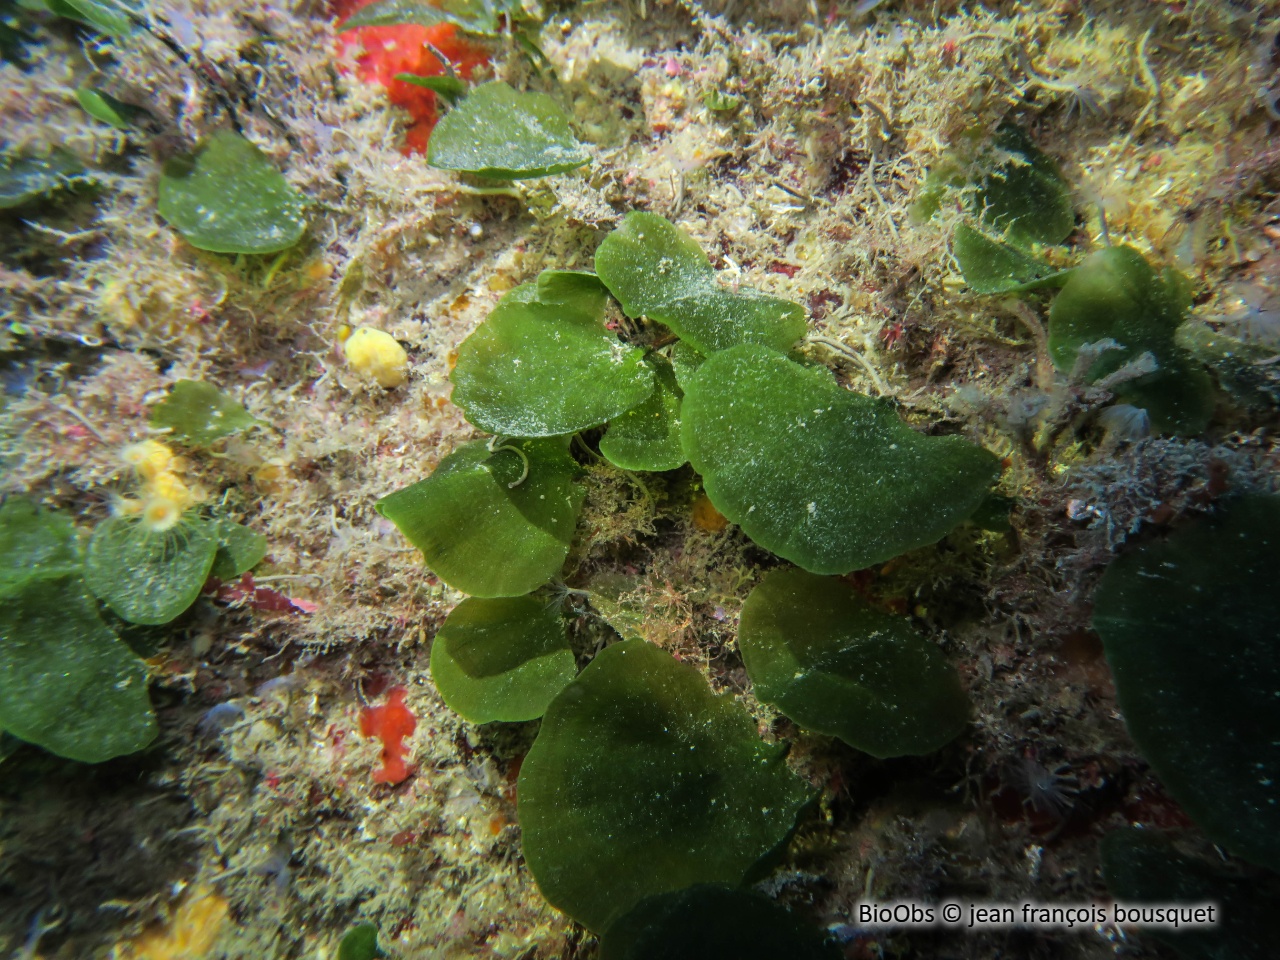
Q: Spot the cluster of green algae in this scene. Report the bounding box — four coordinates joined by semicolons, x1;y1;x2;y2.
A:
0;380;267;762
7;0;1280;957
369;100;1280;952
372;207;1002;942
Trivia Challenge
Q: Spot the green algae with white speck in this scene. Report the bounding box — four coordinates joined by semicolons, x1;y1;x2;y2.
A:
681;344;998;574
518;640;813;934
1093;495;1280;872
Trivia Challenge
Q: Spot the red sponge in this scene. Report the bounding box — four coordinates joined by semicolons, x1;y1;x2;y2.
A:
359;686;417;785
335;0;492;154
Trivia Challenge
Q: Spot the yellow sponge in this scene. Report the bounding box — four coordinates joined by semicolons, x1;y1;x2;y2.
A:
343;327;409;388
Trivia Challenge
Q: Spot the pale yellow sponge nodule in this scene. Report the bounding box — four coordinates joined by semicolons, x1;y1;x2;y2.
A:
343;327;409;388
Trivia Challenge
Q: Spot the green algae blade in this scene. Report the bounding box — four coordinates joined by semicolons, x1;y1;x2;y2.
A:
599;355;685;472
1102;829;1276;960
451;273;654;437
430;595;576;723
1048;245;1213;435
668;341;706;391
583;573;648;644
394;72;467;104
208;519;267;581
338;922;387;960
376;438;583;598
427;81;589;179
150;380;264;446
0;499;81;598
158;130;307;255
0;576;156;762
75;86;144;129
0;147;89;209
976;124;1074;248
953;223;1070;294
518;640;813;933
1092;495;1280;871
1179;322;1280;411
43;0;136;36
85;518;217;625
602;885;840;960
739;568;968;758
680;345;999;574
595;212;806;355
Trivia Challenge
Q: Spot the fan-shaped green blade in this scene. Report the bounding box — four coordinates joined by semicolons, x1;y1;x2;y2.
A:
518;640;813;933
85;518;217;625
376;439;584;598
158;131;307;254
0;576;156;762
430;595;576;723
739;568;969;757
680;344;998;573
595;212;805;355
427;81;589;179
451;272;654;437
1093;495;1280;871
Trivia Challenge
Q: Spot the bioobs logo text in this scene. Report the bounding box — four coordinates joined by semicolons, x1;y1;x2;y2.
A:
859;903;941;926
855;901;1218;930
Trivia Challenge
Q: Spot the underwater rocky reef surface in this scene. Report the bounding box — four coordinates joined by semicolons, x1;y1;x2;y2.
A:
2;0;1280;957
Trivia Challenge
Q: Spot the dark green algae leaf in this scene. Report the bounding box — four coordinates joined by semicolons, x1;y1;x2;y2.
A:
376;438;584;598
0;147;90;209
0;498;81;597
599;355;685;472
601;885;840;960
430;595;576;723
1092;495;1280;872
395;72;467;104
1048;245;1212;435
1179;322;1280;411
426;80;589;180
518;639;813;934
0;575;156;762
337;922;387;960
953;223;1070;294
209;519;267;581
583;572;648;643
595;212;806;356
85;517;218;625
498;269;610;311
158;130;307;255
976;124;1074;249
1102;829;1276;960
739;568;969;758
681;344;999;574
924;126;1074;293
151;380;264;446
43;0;137;36
451;270;654;437
75;86;145;129
668;341;705;391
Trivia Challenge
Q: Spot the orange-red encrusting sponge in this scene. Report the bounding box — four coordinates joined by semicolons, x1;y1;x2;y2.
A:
333;0;492;154
359;686;417;784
